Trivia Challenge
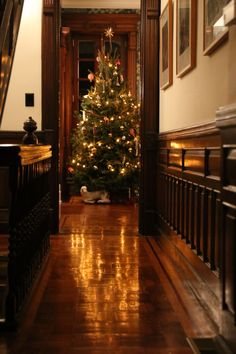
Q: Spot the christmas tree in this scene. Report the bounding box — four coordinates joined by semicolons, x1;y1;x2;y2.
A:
69;28;140;199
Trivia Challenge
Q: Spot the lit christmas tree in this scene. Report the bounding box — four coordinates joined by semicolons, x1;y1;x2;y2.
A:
69;28;140;200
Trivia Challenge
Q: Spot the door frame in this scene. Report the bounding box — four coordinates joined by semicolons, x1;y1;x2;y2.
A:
42;1;161;235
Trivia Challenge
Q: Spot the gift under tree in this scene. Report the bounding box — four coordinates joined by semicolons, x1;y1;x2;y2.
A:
70;28;140;199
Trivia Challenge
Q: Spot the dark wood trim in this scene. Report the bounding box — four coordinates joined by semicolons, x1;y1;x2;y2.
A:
61;13;140;33
42;0;60;232
60;28;72;201
139;0;160;235
215;104;236;350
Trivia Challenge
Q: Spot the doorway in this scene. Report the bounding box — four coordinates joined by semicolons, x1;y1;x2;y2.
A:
60;12;140;202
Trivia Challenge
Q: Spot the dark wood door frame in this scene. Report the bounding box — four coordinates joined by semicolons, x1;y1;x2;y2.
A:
42;1;160;235
42;0;61;233
139;0;160;235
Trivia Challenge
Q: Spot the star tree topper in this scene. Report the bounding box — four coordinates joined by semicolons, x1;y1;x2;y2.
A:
104;27;114;39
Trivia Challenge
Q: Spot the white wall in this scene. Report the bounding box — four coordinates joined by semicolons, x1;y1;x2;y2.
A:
160;0;236;132
0;0;43;131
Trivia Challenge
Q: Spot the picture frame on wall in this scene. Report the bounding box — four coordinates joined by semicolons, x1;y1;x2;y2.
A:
176;0;197;77
160;0;173;90
203;0;230;55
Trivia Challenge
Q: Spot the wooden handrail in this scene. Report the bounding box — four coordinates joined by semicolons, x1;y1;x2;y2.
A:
0;0;25;125
0;0;13;50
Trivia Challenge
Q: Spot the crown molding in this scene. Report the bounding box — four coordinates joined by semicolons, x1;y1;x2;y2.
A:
61;0;140;9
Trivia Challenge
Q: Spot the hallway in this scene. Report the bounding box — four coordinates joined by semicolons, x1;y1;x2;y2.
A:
0;198;199;353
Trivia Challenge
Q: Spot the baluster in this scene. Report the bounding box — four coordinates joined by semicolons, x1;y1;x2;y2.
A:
183;181;189;240
179;179;184;237
189;183;195;247
215;193;221;273
200;187;208;262
207;189;215;269
171;177;175;229
164;174;168;222
168;175;172;224
175;179;180;234
194;185;200;253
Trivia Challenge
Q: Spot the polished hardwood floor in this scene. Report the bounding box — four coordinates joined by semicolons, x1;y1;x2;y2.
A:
0;197;216;353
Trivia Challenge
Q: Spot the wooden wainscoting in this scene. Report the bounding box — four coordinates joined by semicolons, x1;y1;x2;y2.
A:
156;122;222;328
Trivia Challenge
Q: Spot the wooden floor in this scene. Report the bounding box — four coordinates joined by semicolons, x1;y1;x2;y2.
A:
0;197;204;353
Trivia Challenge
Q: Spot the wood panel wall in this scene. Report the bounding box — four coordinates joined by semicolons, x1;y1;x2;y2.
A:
156;111;236;351
216;103;236;350
157;123;221;273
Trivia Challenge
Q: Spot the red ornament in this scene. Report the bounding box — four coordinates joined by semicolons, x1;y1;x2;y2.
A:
68;166;74;174
88;72;94;82
129;128;136;137
115;59;121;66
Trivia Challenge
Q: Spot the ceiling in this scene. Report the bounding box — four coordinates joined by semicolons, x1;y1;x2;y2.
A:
61;0;140;9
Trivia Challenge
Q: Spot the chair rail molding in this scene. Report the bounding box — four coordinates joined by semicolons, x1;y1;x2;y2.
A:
216;102;236;127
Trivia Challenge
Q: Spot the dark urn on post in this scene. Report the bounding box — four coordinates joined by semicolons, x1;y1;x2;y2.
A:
22;116;38;144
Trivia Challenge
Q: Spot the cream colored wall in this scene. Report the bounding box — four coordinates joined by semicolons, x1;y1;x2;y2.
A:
160;0;236;132
1;0;43;131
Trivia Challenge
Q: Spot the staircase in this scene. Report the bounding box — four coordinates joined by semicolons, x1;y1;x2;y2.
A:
0;0;25;125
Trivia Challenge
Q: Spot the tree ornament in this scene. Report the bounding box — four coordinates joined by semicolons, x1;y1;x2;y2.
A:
129;128;136;137
81;126;86;134
88;72;94;82
115;59;121;66
91;147;97;154
116;77;120;86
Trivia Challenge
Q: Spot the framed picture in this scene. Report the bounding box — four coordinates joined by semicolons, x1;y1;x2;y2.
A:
203;0;230;55
176;0;197;78
160;0;173;90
